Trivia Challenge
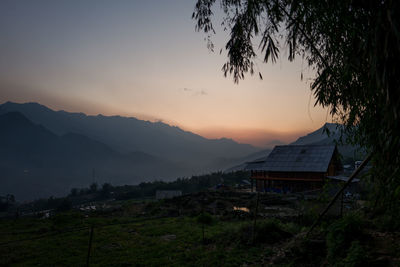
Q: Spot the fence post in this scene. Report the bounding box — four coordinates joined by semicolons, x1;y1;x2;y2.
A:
252;192;260;244
86;225;94;267
340;191;344;217
307;153;372;236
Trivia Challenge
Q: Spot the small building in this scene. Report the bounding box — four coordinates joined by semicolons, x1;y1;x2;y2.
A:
155;190;182;200
326;175;360;197
245;145;341;193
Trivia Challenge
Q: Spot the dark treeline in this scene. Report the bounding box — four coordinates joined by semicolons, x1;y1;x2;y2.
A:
8;171;250;214
113;171;249;200
0;194;16;212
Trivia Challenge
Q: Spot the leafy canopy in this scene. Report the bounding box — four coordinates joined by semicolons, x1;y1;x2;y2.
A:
193;0;400;217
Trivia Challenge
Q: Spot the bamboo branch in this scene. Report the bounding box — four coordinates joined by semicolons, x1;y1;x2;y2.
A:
307;153;372;236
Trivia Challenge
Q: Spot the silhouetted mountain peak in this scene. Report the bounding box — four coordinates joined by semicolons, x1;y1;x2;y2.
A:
0;111;30;124
0;102;258;163
2;101;51;113
0;111;55;137
291;123;341;146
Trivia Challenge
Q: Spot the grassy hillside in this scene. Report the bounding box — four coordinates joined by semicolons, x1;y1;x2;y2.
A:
1;190;399;266
0;206;290;266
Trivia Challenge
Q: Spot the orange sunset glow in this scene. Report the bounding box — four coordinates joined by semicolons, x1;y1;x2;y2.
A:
0;0;330;147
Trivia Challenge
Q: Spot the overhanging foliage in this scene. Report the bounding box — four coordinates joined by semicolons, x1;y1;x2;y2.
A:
193;0;400;218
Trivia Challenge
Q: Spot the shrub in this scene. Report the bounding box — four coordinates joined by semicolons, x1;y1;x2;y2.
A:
326;213;364;261
216;219;292;246
56;199;72;212
374;211;400;232
196;212;213;225
297;201;319;226
341;241;365;267
253;219;292;244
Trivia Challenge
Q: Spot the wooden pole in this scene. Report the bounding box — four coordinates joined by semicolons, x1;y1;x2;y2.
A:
307;153;372;236
201;194;205;245
202;223;205;245
86;225;94;267
340;190;344;217
252;192;260;244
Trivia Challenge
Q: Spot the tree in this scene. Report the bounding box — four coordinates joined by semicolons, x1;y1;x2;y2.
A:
56;198;72;212
89;183;98;193
0;196;10;212
70;188;78;196
193;0;400;220
101;183;113;198
6;194;15;203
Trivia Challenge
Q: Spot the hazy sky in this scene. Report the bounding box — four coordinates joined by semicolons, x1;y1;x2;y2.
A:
0;0;330;147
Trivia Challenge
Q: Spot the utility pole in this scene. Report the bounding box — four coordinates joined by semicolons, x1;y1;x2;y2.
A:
252;192;260;244
86;225;94;267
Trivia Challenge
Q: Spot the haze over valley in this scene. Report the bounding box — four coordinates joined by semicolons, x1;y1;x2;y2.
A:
0;102;351;200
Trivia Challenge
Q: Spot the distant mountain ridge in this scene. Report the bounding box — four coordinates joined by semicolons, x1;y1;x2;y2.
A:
0;102;259;173
290;123;359;159
224;123;359;172
0;112;188;200
290;123;342;146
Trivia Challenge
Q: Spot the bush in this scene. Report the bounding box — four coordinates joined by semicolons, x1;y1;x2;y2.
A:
144;200;163;215
297;200;319;226
196;212;213;225
326;213;364;261
51;211;83;228
374;211;400;232
216;219;292;246
56;199;72;212
274;239;327;266
253;219;293;244
341;241;365;267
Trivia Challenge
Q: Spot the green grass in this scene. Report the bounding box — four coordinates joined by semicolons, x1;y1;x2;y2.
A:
0;213;279;266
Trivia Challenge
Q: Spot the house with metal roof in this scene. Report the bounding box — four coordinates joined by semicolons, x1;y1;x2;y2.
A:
245;145;342;193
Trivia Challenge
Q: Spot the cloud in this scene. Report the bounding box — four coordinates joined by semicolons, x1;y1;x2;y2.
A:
180;87;207;96
195;90;207;96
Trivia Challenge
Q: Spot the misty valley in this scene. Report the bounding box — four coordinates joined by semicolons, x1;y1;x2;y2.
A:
0;101;352;201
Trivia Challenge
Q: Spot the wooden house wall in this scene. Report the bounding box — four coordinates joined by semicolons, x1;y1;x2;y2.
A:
327;156;341;176
255;179;323;192
267;171;324;181
251;170;324;181
251;171;325;192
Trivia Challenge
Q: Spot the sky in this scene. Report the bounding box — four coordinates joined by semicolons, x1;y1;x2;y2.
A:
0;0;330;147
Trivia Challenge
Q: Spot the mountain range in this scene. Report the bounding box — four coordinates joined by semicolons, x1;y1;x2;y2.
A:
0;101;358;200
0;102;261;200
0;102;257;167
0;111;190;200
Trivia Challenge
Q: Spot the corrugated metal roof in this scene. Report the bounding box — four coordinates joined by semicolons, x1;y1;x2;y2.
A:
326;176;359;183
245;145;336;172
245;159;266;170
